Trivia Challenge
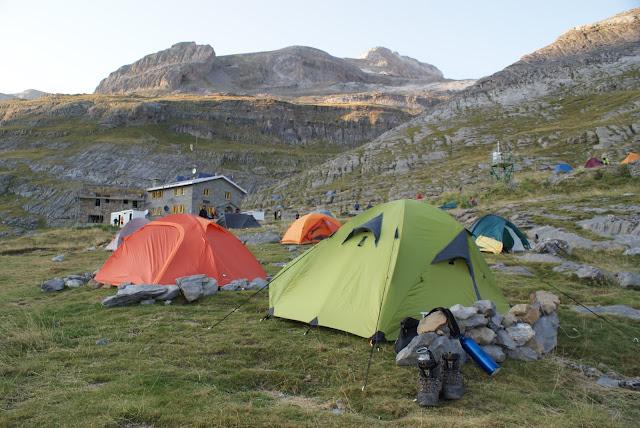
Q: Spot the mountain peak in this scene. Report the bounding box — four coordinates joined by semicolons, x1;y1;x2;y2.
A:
349;47;443;81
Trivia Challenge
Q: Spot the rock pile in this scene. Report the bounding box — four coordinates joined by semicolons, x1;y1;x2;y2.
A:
101;275;269;307
41;272;93;292
396;291;560;366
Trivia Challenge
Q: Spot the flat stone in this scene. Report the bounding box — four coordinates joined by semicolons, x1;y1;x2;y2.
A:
530;290;560;315
532;313;559;354
572;305;640;321
507;346;539;361
596;376;621;388
449;303;477;320
517;253;564;264
481;345;506;363
615;272;640;289
466;326;496;346
474;300;496;317
491;263;534;277
623;247;640;256
140;299;155;305
553;262;611;284
95;338;109;346
506;323;535;346
51;254;65;262
102;284;170;307
417;311;448;334
41;278;65;292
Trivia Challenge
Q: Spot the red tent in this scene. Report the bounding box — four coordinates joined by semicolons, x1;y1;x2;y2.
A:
585;157;603;168
95;214;266;286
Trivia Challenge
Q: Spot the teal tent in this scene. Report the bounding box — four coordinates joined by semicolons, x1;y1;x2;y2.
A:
469;214;530;254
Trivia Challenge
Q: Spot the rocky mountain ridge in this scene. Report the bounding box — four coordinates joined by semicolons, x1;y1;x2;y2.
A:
248;7;640;209
0;89;49;101
94;43;461;111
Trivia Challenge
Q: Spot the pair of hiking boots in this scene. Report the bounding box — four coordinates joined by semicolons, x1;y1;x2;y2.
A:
416;348;464;407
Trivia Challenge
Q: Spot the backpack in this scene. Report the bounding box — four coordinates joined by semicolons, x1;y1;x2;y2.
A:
394;317;420;354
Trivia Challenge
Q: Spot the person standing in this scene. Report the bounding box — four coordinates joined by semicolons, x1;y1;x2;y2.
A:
354;201;360;211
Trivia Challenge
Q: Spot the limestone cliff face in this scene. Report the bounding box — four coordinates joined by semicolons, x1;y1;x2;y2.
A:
95;42;216;94
0;94;410;229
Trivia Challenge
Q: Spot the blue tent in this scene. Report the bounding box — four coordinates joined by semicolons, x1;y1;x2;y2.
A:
554;163;573;174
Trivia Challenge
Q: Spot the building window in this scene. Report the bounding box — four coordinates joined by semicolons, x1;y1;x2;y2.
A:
224;191;231;200
132;201;138;208
123;199;128;204
172;204;185;214
203;188;209;196
105;199;110;204
151;190;164;199
173;187;185;196
95;198;101;207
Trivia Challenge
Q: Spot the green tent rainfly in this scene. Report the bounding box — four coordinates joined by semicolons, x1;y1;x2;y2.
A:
469;214;530;254
268;200;508;340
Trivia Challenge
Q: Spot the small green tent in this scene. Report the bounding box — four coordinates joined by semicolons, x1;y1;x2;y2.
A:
268;200;508;339
469;214;530;254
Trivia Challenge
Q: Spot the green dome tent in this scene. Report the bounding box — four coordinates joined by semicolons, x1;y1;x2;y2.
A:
268;200;508;339
469;214;530;254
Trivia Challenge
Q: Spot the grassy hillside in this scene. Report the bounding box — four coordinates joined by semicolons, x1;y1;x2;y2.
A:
0;94;412;231
248;89;640;212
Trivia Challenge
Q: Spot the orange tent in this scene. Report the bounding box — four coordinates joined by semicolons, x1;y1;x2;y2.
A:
281;213;341;244
621;152;640;164
95;214;266;286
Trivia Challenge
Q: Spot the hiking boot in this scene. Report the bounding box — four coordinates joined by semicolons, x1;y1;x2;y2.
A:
441;352;464;400
416;347;442;407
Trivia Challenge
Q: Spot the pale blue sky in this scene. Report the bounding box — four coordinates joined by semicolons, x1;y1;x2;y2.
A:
0;0;637;94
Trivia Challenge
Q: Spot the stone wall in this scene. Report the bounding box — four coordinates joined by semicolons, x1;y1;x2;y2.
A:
396;290;561;366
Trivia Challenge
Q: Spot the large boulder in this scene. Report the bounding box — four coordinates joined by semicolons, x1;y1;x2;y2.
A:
532;312;559;353
102;284;171;307
533;239;570;256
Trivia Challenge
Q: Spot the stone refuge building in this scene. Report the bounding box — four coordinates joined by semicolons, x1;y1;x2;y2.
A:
77;187;146;224
146;175;247;219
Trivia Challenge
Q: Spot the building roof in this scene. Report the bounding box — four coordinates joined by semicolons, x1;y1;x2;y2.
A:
145;175;248;195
